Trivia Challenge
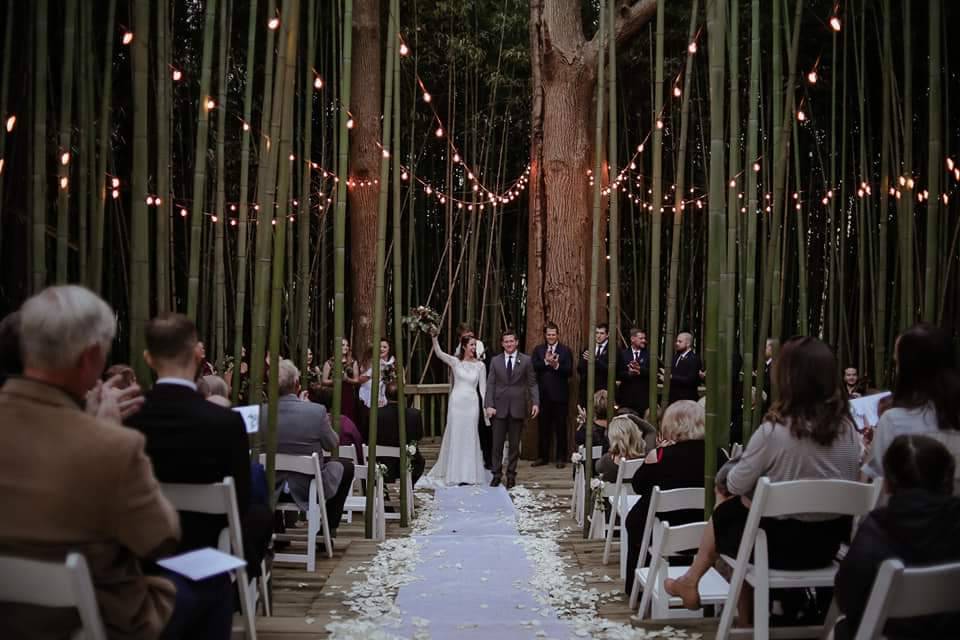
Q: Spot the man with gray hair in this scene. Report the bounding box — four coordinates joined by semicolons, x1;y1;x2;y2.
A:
0;286;181;639
272;359;355;538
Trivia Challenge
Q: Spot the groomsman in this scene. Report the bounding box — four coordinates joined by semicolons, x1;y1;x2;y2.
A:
578;323;610;406
668;331;703;405
531;322;573;468
617;327;650;416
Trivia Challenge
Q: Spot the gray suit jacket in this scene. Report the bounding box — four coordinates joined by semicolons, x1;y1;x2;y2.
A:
271;395;344;509
484;352;540;419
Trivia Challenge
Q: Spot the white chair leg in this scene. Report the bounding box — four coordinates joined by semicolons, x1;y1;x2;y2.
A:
602;499;616;564
259;572;271;616
620;523;629;580
306;505;318;572
236;568;257;640
628;569;643;610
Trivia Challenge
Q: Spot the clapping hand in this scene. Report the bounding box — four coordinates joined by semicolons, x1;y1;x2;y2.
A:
87;375;145;423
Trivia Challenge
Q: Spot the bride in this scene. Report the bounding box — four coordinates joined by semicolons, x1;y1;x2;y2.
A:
419;330;490;486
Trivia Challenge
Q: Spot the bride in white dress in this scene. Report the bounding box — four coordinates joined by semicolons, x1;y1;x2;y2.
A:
420;333;490;486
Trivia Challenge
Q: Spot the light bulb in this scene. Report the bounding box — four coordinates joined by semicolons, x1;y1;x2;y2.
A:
111;189;119;199
435;127;444;138
180;208;188;217
423;92;432;103
753;162;761;172
206;98;216;110
231;219;237;226
688;42;697;53
5;115;15;132
673;86;682;97
172;69;182;81
212;215;218;222
268;17;280;30
155;197;162;206
453;153;460;163
399;43;409;56
60;152;70;166
382;149;390;158
59;176;68;189
314;76;323;90
656;120;664;129
146;196;154;205
797;110;806;121
807;71;817;84
242;122;250;131
830;17;841;32
122;31;133;45
346;118;354;129
112;177;120;188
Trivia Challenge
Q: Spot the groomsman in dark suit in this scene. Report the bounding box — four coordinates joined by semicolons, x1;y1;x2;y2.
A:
532;322;574;468
668;331;703;405
617;327;650;416
578;323;610;406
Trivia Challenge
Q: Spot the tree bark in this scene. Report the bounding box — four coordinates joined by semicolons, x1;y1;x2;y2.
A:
347;0;381;352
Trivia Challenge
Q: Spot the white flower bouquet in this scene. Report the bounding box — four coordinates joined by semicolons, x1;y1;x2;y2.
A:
406;442;418;456
570;451;583;464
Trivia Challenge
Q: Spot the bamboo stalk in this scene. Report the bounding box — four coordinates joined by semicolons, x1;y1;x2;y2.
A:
231;0;260;403
297;0;318;374
365;0;397;539
898;2;913;329
583;0;606;539
54;0;78;283
90;0;117;294
76;1;92;286
740;0;760;441
213;0;231;367
266;0;301;499
32;0;49;293
390;0;409;527
704;0;727;513
0;0;13;241
606;0;619;398
155;0;171;312
186;0;220;320
663;0;699;406
130;0;150;384
331;0;354;431
876;0;891;383
923;0;942;322
721;0;740;445
646;0;665;423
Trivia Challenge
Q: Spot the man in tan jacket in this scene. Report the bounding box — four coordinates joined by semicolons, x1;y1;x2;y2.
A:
0;286;181;639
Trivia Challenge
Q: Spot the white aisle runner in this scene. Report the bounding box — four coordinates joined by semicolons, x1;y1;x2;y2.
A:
393;485;572;639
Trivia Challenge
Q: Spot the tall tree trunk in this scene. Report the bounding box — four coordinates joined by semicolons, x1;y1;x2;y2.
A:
347;0;381;352
187;0;220;321
525;0;657;390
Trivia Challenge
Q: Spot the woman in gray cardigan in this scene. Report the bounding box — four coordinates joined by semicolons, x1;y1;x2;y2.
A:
663;336;860;615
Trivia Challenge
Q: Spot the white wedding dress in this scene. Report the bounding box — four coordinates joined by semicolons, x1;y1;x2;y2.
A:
419;338;491;487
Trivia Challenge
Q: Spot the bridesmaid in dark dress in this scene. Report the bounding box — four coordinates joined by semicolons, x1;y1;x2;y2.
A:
322;337;361;424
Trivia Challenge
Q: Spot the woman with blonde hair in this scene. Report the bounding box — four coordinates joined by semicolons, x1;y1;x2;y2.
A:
622;399;707;593
597;415;647;482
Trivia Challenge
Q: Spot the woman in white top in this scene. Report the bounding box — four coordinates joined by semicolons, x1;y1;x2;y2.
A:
862;323;960;493
664;336;860;613
359;339;394;409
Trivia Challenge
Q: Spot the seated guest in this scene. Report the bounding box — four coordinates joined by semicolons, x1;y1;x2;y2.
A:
836;435;960;638
377;382;426;484
615;407;658;454
0;286;200;639
104;363;137;389
575;389;611;456
664;336;860;618
623;400;707;594
844;366;864;399
199;374;231;407
275;360;355;533
308;383;365;463
862;323;960;494
127;313;273;580
596;415;647;483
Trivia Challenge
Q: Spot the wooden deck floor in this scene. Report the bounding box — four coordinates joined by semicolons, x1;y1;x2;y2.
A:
253;439;718;639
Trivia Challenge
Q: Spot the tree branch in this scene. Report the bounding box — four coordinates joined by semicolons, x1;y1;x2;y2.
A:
586;0;658;65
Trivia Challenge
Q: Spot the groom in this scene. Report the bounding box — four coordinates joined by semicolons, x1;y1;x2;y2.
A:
484;329;539;489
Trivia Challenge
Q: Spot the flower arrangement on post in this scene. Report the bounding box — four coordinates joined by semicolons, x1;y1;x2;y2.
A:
571;450;584;465
402;305;441;336
590;477;605;510
405;442;418;457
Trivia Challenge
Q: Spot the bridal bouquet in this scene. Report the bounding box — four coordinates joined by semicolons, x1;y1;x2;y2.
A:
402;305;441;336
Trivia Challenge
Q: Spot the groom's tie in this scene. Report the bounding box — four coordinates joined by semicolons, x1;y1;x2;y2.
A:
506;354;513;377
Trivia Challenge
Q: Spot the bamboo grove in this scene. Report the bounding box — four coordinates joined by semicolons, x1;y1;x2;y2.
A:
0;0;958;535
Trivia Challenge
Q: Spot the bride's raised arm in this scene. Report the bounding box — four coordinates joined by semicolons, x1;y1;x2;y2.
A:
432;335;459;368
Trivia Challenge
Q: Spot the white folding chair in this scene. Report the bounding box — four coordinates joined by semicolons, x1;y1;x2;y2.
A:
852;558;960;640
571;445;603;526
160;476;258;639
600;458;644;563
637;520;729;620
338;445;358;463
0;552;107;640
368;445;415;521
262;453;334;569
343;463;387;540
716;478;882;640
628;486;706;608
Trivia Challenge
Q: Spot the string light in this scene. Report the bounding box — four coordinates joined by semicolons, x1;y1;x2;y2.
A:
267;17;280;30
0;159;4;175
753;162;761;172
122;31;134;45
687;41;697;53
797;110;806;122
673;86;682;97
382;149;390;158
242;122;250;131
59;176;69;190
656;120;664;129
435;126;444;138
111;177;121;188
4;115;14;132
60;152;70;166
206;98;216;110
172;69;182;82
180;208;188;217
314;76;323;90
146;196;154;205
807;71;818;84
231;219;237;226
346;118;354;129
830;16;842;32
111;189;119;199
947;158;955;171
155;197;162;206
212;215;218;222
453;153;460;163
423;92;432;103
399;43;409;56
